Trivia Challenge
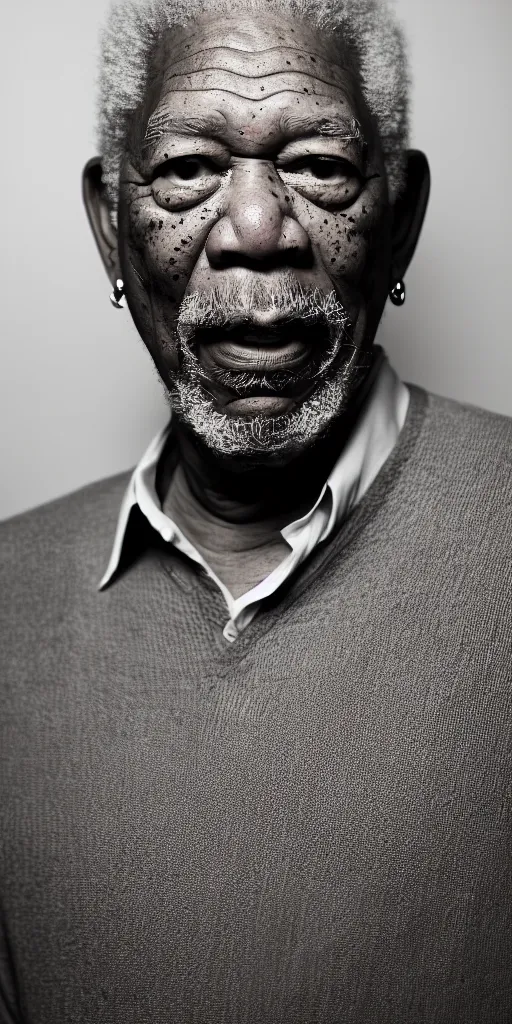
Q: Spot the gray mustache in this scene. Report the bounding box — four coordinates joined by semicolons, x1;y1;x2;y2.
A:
176;281;352;344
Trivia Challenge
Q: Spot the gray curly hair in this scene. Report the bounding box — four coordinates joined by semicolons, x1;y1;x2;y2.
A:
97;0;410;214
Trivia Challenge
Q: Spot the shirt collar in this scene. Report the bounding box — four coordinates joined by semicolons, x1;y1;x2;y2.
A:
99;347;409;590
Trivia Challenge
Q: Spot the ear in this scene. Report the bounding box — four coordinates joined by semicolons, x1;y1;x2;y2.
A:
390;150;431;282
82;156;119;285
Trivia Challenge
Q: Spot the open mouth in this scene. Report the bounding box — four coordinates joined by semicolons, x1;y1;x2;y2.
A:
189;319;336;415
196;321;317;373
192;319;331;399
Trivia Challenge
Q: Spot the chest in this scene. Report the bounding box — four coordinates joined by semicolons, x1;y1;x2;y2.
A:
2;542;510;1023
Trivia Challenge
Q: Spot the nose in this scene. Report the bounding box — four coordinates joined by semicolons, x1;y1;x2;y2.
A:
205;161;312;269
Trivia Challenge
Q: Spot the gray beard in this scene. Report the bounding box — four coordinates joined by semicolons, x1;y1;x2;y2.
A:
163;278;363;461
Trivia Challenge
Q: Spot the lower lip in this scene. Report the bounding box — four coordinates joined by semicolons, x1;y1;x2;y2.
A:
225;396;295;416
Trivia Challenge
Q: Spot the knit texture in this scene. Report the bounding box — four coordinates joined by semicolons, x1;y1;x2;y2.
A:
0;385;511;1024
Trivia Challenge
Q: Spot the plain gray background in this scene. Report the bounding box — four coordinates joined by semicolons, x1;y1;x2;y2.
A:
1;0;511;521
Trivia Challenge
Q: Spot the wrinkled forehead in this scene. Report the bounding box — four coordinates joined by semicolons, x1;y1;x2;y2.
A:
137;13;372;146
158;13;351;69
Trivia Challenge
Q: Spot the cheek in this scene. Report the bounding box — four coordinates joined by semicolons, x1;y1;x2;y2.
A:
122;187;218;301
294;185;388;296
119;188;220;376
315;210;376;285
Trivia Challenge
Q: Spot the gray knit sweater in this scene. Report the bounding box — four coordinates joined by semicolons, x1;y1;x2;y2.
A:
0;384;511;1024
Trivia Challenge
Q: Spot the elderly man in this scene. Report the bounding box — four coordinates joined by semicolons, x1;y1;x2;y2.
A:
1;0;510;1021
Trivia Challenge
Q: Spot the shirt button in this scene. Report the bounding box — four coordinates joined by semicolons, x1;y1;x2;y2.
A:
223;623;237;643
162;527;173;543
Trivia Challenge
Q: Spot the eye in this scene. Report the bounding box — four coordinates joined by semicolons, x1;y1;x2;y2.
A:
151;155;225;211
153;156;220;183
277;156;364;207
280;156;361;183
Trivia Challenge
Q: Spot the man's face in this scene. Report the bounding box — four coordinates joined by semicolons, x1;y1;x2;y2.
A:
118;13;393;460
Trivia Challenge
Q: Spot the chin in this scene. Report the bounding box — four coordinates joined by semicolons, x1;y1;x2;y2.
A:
167;360;358;465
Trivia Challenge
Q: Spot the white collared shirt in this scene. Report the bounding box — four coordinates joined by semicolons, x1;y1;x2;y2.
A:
100;351;410;641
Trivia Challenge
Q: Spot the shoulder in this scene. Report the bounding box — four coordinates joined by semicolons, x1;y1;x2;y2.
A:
409;385;511;495
0;470;132;595
420;386;512;445
395;387;512;600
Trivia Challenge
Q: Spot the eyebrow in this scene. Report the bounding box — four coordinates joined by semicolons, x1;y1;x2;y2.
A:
142;111;227;148
279;113;364;143
142;110;365;150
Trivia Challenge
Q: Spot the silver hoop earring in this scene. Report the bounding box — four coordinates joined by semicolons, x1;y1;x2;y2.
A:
389;280;406;306
109;279;126;309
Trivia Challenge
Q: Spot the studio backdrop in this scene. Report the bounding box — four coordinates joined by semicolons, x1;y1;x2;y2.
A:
1;0;510;520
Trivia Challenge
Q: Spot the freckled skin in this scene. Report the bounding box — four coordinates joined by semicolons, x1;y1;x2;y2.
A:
83;11;429;592
118;14;391;382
